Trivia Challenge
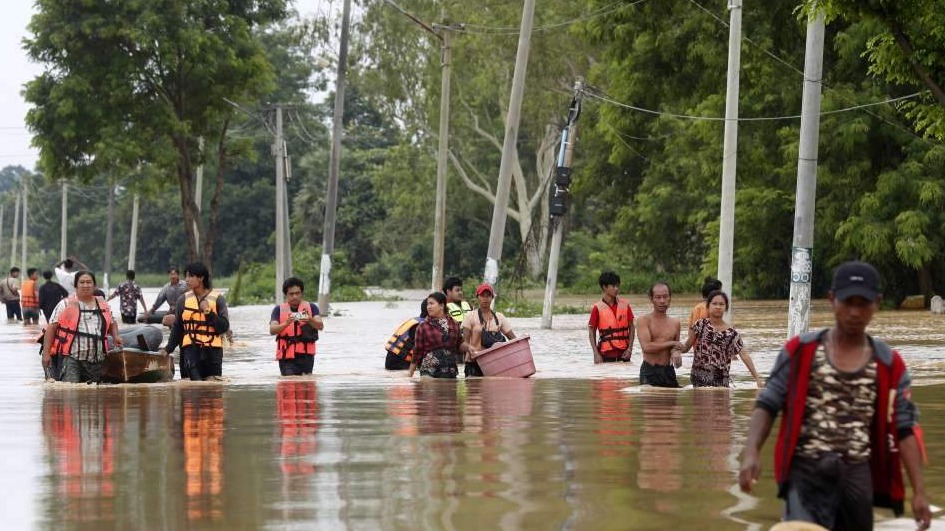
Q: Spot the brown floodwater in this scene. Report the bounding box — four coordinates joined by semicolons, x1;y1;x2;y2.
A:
1;292;943;529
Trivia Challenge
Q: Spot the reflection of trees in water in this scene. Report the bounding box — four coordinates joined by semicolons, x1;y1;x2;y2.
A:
182;386;224;521
42;389;116;523
636;390;683;509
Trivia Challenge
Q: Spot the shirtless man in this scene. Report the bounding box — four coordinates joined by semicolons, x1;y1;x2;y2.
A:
636;282;683;388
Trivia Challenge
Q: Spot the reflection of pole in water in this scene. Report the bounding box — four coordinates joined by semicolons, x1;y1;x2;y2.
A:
182;388;224;521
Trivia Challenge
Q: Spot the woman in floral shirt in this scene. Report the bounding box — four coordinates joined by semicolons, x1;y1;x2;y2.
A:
408;292;464;379
682;290;762;388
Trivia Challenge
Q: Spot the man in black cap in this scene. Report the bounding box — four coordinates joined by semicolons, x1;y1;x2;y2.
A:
737;261;930;530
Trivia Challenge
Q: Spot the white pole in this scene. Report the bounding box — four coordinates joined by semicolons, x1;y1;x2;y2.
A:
483;0;536;287
10;191;20;268
60;180;67;260
128;194;140;270
716;0;743;320
274;105;286;303
20;174;28;273
787;13;826;338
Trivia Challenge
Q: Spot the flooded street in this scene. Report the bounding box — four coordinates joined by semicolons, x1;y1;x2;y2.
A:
1;292;943;529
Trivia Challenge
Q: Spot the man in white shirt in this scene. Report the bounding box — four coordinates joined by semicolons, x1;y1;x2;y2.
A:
54;256;89;296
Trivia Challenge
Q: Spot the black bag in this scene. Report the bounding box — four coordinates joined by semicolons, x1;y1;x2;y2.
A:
478;309;507;349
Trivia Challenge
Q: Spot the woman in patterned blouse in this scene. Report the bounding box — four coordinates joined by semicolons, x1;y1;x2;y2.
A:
681;290;762;388
408;292;464;379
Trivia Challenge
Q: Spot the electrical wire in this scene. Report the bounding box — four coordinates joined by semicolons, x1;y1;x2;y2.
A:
457;0;648;36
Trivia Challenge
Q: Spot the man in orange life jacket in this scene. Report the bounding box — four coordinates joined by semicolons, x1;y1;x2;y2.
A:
159;262;230;381
739;261;931;530
269;276;324;376
588;271;635;364
20;268;41;325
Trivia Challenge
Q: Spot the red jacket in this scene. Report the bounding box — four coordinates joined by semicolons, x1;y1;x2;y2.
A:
759;330;918;516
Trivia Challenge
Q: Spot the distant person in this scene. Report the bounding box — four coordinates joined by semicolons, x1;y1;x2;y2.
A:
146;267;187;327
1;267;22;322
461;283;516;377
54;256;89;296
269;277;324;376
408;292;463;379
159;262;230;381
108;269;148;325
636;282;683;387
739;261;931;531
681;290;762;388
41;270;122;383
384;300;427;371
588;271;635;364
38;270;68;323
443;276;471;323
20;268;41;325
689;276;722;328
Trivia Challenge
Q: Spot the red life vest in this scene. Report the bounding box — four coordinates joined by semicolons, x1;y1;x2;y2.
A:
276;302;318;360
594;298;632;352
51;296;112;357
773;333;914;516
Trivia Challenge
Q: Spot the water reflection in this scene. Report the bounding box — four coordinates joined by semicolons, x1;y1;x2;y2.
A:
42;389;116;524
181;386;224;521
636;389;683;506
691;389;734;491
277;380;319;476
594;379;633;458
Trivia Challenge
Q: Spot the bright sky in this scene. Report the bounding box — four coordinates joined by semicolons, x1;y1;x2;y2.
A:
0;2;332;174
0;2;43;171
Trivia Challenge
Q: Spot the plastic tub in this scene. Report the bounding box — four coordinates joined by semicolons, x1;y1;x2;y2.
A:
471;335;536;378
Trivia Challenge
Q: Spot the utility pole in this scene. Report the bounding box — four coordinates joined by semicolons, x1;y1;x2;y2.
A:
542;81;584;329
103;182;115;292
60;180;67;260
0;204;4;265
318;0;352;314
716;0;743;320
274;105;288;303
483;0;536;287
20;174;28;273
10;191;20;268
128;194;140;270
787;13;826;338
431;25;453;293
195;137;204;253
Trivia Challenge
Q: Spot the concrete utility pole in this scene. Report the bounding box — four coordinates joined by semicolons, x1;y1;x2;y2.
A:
542;81;584;329
20;174;28;273
787;13;826;338
10;191;20;268
128;194;140;270
716;0;743;320
103;182;115;292
194;137;204;252
274;105;288;303
483;0;536;287
0;204;4;265
318;0;352;314
60;180;67;260
431;26;453;293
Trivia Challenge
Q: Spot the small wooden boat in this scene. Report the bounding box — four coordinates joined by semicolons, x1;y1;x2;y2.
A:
102;348;174;384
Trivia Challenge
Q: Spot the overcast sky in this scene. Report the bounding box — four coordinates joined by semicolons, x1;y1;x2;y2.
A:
0;2;42;171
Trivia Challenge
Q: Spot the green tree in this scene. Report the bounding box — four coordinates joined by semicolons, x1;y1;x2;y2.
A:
24;0;289;270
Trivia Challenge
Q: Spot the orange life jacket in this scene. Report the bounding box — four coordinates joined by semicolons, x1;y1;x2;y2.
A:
384;317;424;362
21;279;39;308
276;302;318;359
594;298;632;352
181;291;223;348
51;296;112;356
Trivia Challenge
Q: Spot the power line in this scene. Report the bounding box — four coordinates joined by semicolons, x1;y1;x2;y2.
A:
583;87;927;122
457;0;646;35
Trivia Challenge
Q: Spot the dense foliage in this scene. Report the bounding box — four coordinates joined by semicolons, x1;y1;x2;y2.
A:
3;0;943;304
